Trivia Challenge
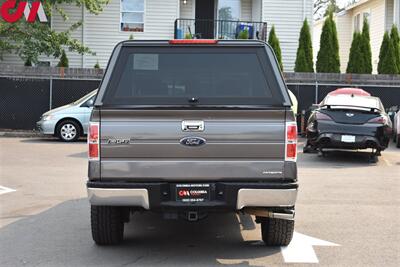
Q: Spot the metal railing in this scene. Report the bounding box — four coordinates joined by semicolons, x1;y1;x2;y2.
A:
174;19;268;41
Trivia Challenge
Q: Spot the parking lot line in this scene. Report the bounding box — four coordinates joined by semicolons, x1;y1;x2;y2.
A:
0;185;16;195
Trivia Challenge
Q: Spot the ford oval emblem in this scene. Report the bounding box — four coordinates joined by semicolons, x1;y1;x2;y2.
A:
180;137;206;147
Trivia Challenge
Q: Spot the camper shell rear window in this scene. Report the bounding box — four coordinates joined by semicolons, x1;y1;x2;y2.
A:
101;46;286;106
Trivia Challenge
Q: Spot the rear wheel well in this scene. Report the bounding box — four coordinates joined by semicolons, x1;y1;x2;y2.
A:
55;118;84;136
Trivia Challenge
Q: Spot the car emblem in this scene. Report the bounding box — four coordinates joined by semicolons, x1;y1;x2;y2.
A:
346;113;355;117
180;137;206;147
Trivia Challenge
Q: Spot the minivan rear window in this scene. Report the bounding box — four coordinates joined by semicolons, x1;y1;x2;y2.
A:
102;47;284;106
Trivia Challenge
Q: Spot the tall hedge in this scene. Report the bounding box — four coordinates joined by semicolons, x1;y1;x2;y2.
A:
347;19;372;74
295;19;314;72
390;25;400;73
346;32;364;73
316;13;340;73
378;32;399;74
361;18;372;74
268;25;283;71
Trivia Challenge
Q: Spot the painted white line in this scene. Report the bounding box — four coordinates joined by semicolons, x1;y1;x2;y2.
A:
281;232;340;263
0;185;16;195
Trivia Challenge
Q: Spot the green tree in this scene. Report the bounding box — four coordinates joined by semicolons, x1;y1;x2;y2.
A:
346;32;364;73
268;25;283;71
57;50;69;67
0;0;109;64
316;12;340;73
377;32;399;74
360;18;372;73
390;25;400;73
295;19;314;72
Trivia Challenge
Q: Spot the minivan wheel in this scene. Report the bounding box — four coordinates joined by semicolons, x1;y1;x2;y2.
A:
261;218;294;246
91;206;124;245
56;120;80;142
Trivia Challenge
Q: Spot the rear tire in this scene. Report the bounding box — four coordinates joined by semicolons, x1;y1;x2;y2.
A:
91;206;124;245
261;218;294;246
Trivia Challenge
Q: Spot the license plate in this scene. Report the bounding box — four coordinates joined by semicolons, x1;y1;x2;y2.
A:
176;184;210;203
341;135;356;143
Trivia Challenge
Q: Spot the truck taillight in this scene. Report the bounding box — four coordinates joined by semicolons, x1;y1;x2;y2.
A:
285;122;297;161
88;122;99;161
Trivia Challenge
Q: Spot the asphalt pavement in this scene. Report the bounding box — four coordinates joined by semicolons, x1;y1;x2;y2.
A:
0;137;399;266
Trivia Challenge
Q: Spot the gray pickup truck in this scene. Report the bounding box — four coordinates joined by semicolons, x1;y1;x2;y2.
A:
87;40;298;246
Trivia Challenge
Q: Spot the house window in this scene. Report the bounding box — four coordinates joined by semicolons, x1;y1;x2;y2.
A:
354;13;361;32
218;0;241;21
121;0;145;32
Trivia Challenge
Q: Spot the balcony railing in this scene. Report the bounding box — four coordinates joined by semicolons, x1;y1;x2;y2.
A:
174;19;268;41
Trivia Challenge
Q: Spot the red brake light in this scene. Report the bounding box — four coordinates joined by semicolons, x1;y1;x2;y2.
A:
88;122;99;161
316;112;332;121
169;39;218;45
285;122;297;161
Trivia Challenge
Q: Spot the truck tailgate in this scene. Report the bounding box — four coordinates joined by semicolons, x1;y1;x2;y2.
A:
100;109;286;181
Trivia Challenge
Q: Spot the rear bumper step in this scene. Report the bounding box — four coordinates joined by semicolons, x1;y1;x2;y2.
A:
87;181;298;211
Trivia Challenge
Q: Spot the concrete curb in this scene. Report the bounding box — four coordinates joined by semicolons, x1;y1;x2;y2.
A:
0;130;46;138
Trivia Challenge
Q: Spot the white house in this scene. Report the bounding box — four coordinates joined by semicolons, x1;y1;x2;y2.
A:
313;0;400;74
1;0;313;71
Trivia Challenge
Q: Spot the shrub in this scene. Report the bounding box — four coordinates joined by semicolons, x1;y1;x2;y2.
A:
268;25;283;71
360;18;372;73
346;32;364;73
94;61;100;69
295;19;314;72
390;25;400;73
238;29;249;39
57;50;69;68
316;12;340;73
24;58;32;67
377;32;399;74
184;33;193;39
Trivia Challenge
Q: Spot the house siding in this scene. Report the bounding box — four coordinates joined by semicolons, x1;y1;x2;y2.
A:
52;4;84;67
1;0;313;71
263;0;313;71
84;0;179;68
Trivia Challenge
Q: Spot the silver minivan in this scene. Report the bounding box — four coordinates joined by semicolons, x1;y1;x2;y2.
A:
36;89;97;141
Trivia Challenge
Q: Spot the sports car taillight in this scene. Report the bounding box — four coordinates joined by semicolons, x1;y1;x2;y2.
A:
316;112;333;121
88;122;99;161
285;122;298;161
367;116;387;124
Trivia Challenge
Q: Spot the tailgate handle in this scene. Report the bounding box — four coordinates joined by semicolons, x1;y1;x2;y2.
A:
182;121;204;132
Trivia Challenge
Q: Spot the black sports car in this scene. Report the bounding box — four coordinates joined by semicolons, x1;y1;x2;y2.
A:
303;94;392;162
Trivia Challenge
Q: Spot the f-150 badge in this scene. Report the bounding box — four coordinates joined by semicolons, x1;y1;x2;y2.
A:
180;137;206;147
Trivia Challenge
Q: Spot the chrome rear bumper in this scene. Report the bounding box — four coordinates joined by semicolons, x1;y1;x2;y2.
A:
236;188;297;209
87;188;150;209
